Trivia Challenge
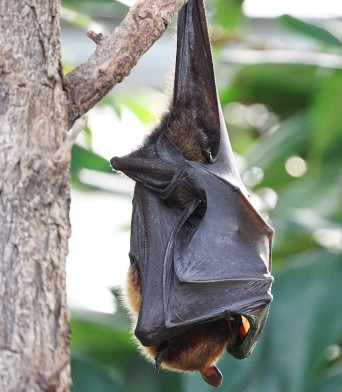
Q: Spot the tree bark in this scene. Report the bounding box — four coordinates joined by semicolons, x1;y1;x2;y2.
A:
0;1;71;391
0;0;187;390
66;0;188;127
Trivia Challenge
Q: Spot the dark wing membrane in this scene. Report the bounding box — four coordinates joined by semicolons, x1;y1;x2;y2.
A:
173;171;272;283
228;306;271;359
130;184;181;346
161;165;273;334
173;0;220;158
110;0;274;357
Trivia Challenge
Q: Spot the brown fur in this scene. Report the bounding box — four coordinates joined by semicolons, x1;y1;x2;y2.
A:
122;91;226;381
123;261;234;378
146;319;232;372
166;111;209;162
125;262;142;316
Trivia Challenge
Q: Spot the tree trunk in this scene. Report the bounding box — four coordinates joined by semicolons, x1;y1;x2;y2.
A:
0;0;187;390
0;1;71;391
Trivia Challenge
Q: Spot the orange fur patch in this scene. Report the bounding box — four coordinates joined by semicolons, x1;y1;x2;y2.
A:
123;252;234;375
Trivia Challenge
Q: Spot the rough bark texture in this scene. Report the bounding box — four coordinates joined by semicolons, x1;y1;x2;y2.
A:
0;0;187;390
0;1;71;391
66;0;188;127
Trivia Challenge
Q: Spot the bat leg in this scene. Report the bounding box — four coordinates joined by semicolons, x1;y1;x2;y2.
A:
200;148;213;163
200;365;223;388
154;341;169;375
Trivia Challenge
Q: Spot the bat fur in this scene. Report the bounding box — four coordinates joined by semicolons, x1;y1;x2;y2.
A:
121;106;249;387
114;0;272;386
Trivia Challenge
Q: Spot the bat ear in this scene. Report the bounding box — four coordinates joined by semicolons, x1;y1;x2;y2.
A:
171;0;221;160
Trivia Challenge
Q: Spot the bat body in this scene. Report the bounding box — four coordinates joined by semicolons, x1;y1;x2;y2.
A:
111;0;274;387
125;257;235;387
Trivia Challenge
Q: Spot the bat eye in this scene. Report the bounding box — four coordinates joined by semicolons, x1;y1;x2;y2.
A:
237;316;250;345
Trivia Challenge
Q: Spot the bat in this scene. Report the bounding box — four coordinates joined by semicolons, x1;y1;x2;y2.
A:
111;0;274;387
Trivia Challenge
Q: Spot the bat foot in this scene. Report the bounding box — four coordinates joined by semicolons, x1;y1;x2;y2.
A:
200;366;223;388
154;341;169;375
201;148;214;163
154;358;161;375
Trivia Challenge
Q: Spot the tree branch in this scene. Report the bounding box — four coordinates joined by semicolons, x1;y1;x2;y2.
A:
55;115;87;161
65;0;188;127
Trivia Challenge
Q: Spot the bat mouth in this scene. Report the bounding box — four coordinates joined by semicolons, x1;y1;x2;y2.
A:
236;316;250;345
227;315;251;350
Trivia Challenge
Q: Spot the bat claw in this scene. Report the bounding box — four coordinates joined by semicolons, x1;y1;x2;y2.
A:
201;148;214;163
154;341;168;375
154;356;162;375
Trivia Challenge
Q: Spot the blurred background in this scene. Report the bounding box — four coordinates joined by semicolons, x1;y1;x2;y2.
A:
61;0;342;391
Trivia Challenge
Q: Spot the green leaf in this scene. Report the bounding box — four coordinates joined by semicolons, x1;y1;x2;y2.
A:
268;252;342;392
70;144;115;191
71;144;112;174
279;15;342;49
243;114;310;192
246;114;309;170
274;165;342;227
115;89;165;125
122;104;156;125
61;0;128;21
308;71;342;164
210;0;245;33
71;312;185;392
71;317;134;365
60;6;107;32
313;366;342;392
72;354;124;392
72;307;130;332
223;64;321;117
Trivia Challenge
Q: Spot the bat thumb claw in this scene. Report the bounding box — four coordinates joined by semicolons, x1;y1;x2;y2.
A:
201;148;214;163
154;357;162;375
154;341;168;375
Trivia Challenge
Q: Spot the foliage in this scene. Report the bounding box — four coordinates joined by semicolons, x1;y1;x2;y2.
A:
62;1;342;391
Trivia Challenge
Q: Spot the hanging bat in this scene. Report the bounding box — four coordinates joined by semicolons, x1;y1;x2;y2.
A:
111;0;274;387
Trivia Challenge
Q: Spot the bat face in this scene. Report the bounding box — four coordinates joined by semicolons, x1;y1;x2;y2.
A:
111;0;273;387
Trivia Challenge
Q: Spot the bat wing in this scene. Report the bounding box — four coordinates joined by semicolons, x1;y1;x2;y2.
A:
162;159;273;359
111;0;274;359
112;135;273;357
112;133;193;345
